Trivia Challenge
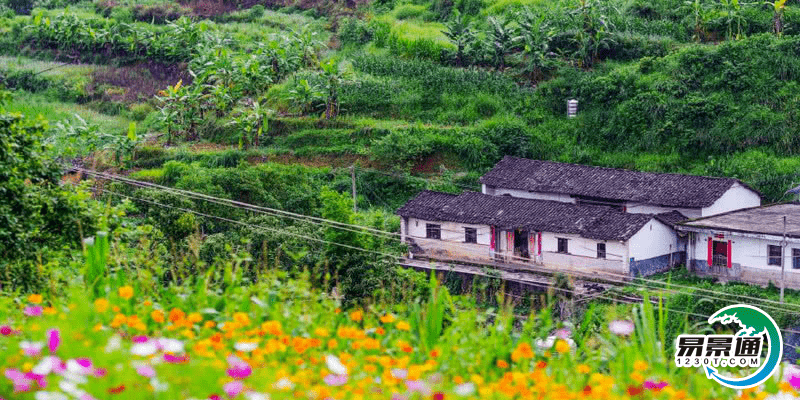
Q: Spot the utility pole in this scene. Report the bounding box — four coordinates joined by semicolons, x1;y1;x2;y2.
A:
781;216;787;303
350;165;357;212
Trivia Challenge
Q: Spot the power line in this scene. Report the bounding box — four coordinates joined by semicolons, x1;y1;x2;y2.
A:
76;167;800;315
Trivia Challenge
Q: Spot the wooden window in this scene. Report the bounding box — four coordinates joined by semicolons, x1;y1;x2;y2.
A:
768;245;782;266
464;227;477;244
597;243;606;259
793;249;800;269
557;238;568;254
426;224;441;240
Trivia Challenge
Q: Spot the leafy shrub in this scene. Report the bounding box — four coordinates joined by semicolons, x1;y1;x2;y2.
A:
109;6;133;23
337;17;373;45
128;103;154;121
394;3;427;19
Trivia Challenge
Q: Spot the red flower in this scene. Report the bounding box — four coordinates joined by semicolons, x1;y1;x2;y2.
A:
626;385;643;396
433;393;445;400
583;385;592;395
0;326;11;336
536;361;547;369
108;385;126;394
208;395;222;400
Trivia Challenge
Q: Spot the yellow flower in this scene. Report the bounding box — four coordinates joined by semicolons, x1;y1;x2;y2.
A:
28;294;43;304
43;307;57;316
233;312;251;327
395;321;411;331
94;298;109;312
314;328;329;337
633;360;649;371
261;320;282;336
151;310;165;323
187;312;203;324
349;310;363;322
380;314;395;324
118;286;133;300
555;339;570;354
577;364;591;374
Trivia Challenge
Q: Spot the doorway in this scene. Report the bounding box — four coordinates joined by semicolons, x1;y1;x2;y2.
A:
514;229;529;260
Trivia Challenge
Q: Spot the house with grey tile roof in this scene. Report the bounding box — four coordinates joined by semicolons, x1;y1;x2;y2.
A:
677;203;800;288
395;157;764;278
479;156;761;218
397;191;683;277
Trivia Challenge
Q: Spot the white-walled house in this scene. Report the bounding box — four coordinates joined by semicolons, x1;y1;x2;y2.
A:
397;191;683;277
677;203;800;288
479;157;761;219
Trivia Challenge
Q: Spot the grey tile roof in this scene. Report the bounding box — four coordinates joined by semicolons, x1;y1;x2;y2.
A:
397;191;662;241
654;211;689;227
679;202;800;238
479;157;758;208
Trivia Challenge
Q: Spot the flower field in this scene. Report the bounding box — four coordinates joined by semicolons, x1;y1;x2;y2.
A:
1;270;798;400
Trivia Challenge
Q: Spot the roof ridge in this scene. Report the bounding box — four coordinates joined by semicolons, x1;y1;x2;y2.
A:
499;156;738;182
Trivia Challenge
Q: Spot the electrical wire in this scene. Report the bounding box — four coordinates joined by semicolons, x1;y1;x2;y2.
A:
75;167;800;316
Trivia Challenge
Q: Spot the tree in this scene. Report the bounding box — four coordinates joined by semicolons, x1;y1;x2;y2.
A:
569;0;616;69
442;11;475;67
516;7;557;82
320;59;352;120
486;16;517;71
767;0;788;36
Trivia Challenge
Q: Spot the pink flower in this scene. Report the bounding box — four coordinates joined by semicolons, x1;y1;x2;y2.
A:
608;320;635;336
323;374;348;386
132;335;149;343
555;328;572;339
790;375;800;391
47;329;60;353
23;306;42;317
643;380;669;391
223;380;243;398
20;341;43;357
404;380;430;395
1;326;12;336
163;353;189;364
93;368;107;378
226;363;252;380
136;365;156;378
24;372;46;388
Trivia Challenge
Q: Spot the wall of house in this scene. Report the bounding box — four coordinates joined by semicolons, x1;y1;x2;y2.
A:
539;232;628;275
482;186;576;203
700;183;761;217
405;217;492;262
625;203;701;218
687;231;800;288
628;219;679;260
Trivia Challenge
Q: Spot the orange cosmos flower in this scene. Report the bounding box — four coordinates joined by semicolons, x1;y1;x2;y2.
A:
94;298;110;313
118;286;133;300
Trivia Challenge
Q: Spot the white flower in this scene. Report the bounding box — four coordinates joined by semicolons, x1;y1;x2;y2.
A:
58;380;87;398
131;341;158;357
66;360;93;375
325;354;347;375
32;356;59;376
245;392;269;400
34;392;68;400
157;338;184;354
104;335;122;353
234;341;259;352
454;382;476;396
608;320;635;336
150;378;169;392
764;393;800;400
535;336;556;350
274;377;293;390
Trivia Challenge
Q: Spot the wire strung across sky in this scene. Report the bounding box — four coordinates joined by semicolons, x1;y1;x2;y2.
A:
74;166;800;317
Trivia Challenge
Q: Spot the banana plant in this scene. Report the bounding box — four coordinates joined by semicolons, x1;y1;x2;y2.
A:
516;7;557;82
287;78;324;116
320;59;352;120
442;10;475;67
766;0;788;36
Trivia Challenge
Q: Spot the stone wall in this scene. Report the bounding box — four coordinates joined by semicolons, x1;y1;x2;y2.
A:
630;251;685;277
